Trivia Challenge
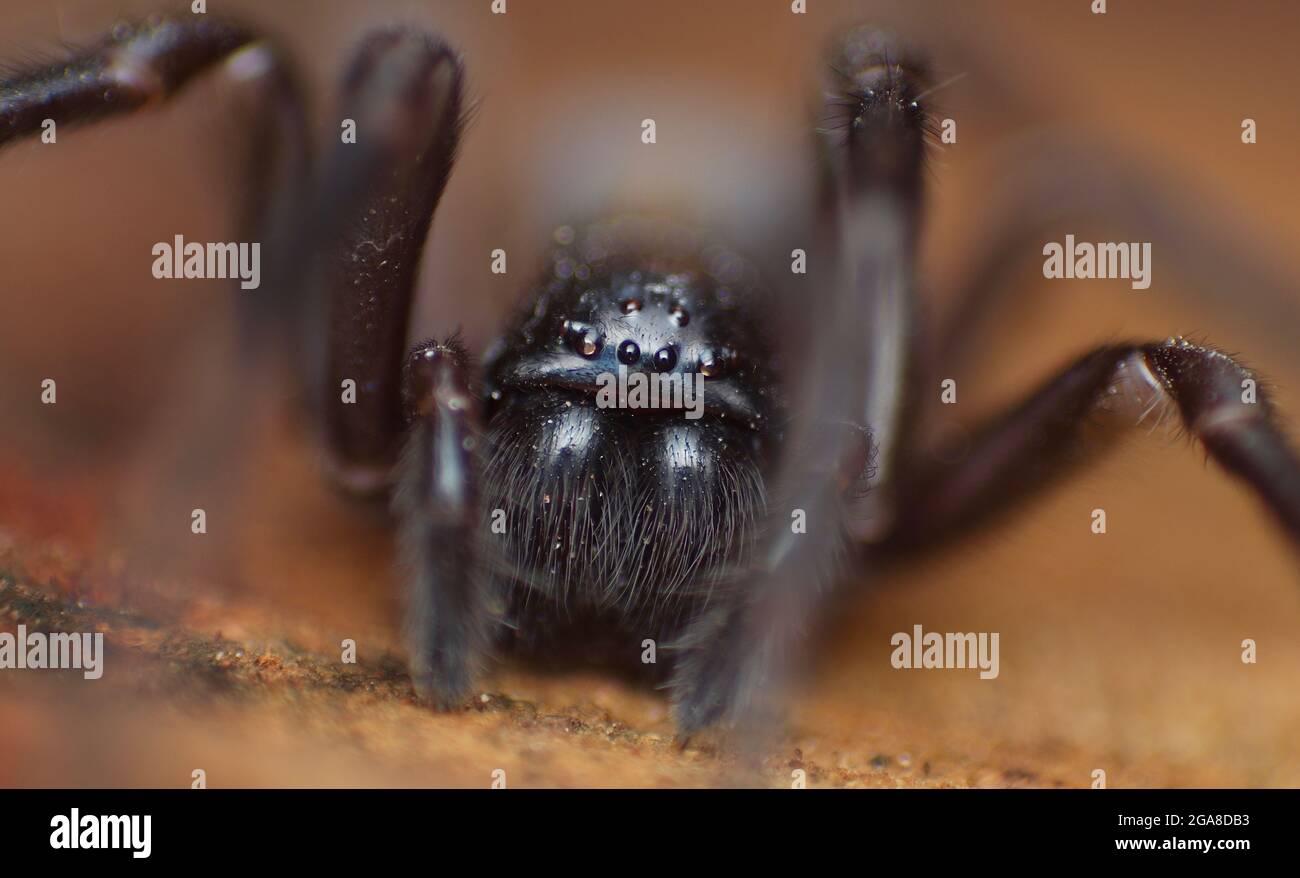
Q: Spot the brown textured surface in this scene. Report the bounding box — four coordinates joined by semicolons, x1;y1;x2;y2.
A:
1;0;1299;788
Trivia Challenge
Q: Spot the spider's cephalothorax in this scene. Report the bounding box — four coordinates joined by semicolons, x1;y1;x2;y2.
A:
478;219;780;642
8;15;1300;734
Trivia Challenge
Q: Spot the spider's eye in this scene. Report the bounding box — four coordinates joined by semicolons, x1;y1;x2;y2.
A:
907;98;921;114
669;303;690;326
616;339;641;365
621;298;643;314
652;346;678;372
563;320;602;358
698;349;727;379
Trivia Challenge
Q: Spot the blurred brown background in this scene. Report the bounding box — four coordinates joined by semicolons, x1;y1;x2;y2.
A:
1;0;1299;787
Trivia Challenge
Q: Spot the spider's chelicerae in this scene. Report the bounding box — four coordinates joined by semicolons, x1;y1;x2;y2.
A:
4;14;1299;734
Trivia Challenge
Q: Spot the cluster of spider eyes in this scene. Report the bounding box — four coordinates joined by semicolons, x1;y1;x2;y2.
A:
562;298;729;378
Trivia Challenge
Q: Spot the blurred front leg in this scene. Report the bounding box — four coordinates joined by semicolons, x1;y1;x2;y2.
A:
671;28;931;734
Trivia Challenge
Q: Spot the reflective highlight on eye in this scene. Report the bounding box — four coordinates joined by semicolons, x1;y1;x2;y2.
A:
617;339;641;365
562;320;602;358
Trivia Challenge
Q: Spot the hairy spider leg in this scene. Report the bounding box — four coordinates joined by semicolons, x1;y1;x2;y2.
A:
882;340;1300;552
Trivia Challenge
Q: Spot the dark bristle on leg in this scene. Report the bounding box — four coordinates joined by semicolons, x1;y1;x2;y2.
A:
395;337;490;709
882;340;1300;552
314;29;465;494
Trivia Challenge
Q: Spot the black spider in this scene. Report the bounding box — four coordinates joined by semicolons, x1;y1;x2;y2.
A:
4;14;1299;736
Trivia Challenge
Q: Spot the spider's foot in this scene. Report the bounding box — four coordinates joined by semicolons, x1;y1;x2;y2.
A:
670;610;778;736
408;640;479;712
410;666;472;712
